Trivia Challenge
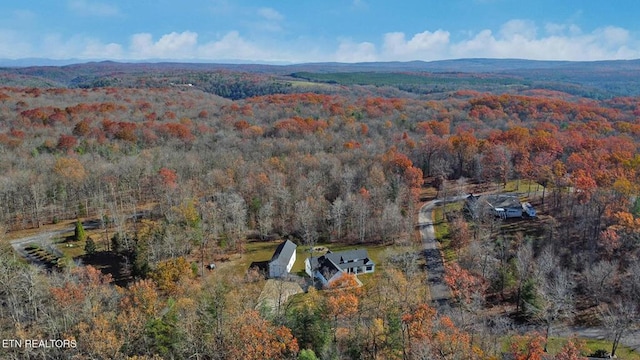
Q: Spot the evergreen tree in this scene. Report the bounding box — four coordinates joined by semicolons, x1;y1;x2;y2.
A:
298;349;319;360
131;237;150;278
111;232;126;254
84;236;96;255
74;219;86;242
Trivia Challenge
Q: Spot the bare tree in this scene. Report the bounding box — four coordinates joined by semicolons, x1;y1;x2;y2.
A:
534;245;559;280
353;193;370;243
295;199;318;251
529;269;574;351
627;261;640;302
378;200;403;244
600;299;639;358
515;240;535;312
29;182;45;228
257;201;274;240
582;260;618;304
329;198;347;241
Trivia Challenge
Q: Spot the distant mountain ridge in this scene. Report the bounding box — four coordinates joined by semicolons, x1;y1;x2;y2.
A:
3;57;640;72
2;58;640;98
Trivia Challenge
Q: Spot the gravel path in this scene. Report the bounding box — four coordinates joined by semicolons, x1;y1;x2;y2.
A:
418;195;640;355
418;195;468;309
9;220;102;266
10;229;69;267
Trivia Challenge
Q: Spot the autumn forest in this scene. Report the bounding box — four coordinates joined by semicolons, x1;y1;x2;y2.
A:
0;60;639;359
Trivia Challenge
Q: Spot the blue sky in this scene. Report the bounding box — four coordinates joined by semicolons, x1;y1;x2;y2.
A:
1;0;639;63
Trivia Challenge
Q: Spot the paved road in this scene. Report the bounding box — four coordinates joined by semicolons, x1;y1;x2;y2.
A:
418;195;468;309
418;195;640;353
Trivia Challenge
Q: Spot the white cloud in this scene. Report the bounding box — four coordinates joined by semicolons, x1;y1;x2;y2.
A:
67;0;120;17
358;20;640;62
26;30;293;62
334;39;377;62
382;30;450;60
598;26;629;46
252;7;285;33
447;22;640;61
6;19;640;63
41;37;123;60
0;29;33;58
499;19;537;40
258;7;283;21
122;31;290;61
81;40;123;59
129;32;198;59
197;31;274;60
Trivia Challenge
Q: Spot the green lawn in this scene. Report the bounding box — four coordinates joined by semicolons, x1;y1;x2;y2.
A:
230;239;403;280
505;336;640;360
580;338;640;360
432;203;463;262
503;179;543;197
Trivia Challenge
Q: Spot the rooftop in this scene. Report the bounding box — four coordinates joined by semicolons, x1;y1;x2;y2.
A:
270;240;297;266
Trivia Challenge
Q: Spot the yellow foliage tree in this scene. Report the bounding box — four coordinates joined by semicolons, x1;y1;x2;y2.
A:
53;156;86;183
152;257;195;296
75;312;124;360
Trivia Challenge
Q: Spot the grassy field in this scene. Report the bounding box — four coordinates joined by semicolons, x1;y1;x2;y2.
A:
285;80;335;89
503;179;540;194
505;336;640;360
578;338;639;360
432;202;464;262
223;239;408;280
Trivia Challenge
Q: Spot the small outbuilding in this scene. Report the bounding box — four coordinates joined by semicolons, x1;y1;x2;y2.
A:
268;240;297;278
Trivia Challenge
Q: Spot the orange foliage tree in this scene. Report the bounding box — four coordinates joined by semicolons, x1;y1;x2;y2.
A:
509;333;546;360
227;310;299;360
402;304;482;360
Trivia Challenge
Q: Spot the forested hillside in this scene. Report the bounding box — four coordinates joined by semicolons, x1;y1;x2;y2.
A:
0;62;639;359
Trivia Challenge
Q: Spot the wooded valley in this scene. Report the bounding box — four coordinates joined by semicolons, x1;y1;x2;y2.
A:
0;60;639;359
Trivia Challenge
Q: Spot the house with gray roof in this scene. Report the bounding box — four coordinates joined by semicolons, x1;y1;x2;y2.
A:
305;249;375;287
268;240;297;278
465;193;536;219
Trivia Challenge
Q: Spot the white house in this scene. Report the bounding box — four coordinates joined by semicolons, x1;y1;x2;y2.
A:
268;240;297;278
466;194;536;219
305;249;375;287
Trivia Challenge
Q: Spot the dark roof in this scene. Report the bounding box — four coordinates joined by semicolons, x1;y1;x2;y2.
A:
314;256;342;281
312;249;374;276
484;194;521;209
325;249;371;265
270;240;297;266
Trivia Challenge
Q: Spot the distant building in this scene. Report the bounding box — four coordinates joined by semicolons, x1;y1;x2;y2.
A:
268;240;297;278
466;194;536;219
305;249;375;287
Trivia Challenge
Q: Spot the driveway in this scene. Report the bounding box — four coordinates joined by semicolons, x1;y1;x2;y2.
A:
419;195;640;353
10;220;102;267
418;195;468;309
